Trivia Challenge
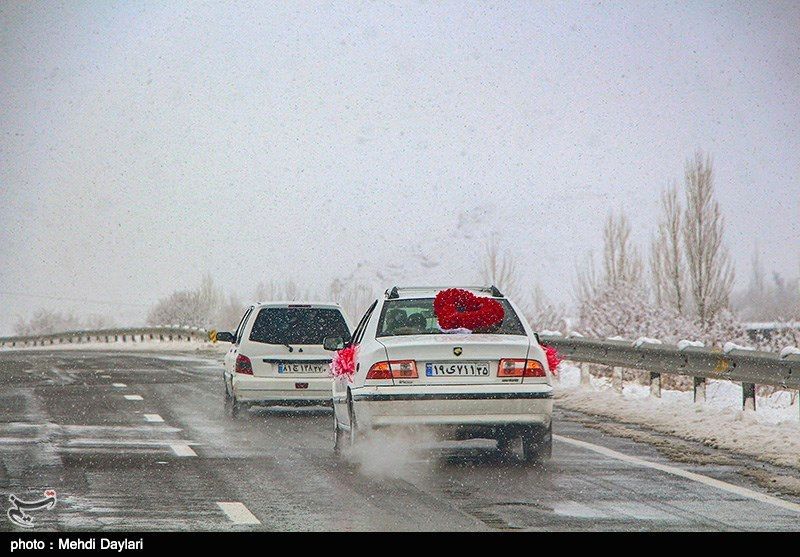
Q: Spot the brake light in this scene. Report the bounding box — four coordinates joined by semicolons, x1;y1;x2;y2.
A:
235;354;253;375
366;360;418;379
523;360;546;377
498;359;546;377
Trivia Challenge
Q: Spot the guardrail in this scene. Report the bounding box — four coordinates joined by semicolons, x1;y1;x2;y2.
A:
539;334;800;414
0;326;210;348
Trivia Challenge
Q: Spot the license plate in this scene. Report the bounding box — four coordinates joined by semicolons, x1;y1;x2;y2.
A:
425;362;490;377
278;363;327;374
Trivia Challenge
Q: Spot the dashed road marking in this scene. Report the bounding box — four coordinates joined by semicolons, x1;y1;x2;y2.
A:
555;434;800;515
216;502;261;524
170;444;197;457
143;414;164;423
113;383;127;388
124;394;143;401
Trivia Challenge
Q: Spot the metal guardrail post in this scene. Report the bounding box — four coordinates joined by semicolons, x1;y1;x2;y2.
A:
612;367;624;393
649;372;661;398
580;363;591;385
693;377;706;402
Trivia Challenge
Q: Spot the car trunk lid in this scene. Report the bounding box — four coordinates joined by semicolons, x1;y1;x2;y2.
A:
377;334;530;385
248;344;332;377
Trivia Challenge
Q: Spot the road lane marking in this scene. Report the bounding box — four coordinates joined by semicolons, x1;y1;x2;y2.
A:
113;383;127;388
170;444;197;457
555;434;800;515
216;502;261;524
143;414;164;423
124;395;143;401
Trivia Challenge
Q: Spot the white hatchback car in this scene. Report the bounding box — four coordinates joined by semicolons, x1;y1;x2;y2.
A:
326;286;554;462
219;302;352;415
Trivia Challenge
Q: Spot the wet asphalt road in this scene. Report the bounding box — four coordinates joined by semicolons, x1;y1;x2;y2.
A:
1;349;799;531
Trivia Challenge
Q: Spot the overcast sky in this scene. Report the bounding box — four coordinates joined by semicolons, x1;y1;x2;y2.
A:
1;1;799;333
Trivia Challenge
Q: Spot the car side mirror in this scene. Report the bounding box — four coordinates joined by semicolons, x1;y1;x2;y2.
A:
217;331;235;343
323;336;345;351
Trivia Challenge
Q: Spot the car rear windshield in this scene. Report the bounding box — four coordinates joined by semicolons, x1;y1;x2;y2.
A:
376;298;525;337
249;307;350;345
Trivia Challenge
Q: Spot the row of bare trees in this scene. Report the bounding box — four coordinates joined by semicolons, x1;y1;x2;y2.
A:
14;310;116;336
650;152;735;326
576;150;749;347
145;274;375;331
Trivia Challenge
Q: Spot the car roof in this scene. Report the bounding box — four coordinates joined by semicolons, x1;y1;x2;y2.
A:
251;301;343;309
383;286;505;300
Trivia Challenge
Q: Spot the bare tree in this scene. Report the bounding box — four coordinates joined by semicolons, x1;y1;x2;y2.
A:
14;309;82;335
217;294;245;331
574;251;600;304
650;184;686;314
326;279;375;323
254;279;306;302
480;235;521;297
602;212;643;288
682;151;734;326
527;283;567;332
147;274;223;329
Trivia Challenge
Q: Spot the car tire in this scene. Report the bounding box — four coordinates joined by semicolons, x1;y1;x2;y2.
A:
522;423;552;464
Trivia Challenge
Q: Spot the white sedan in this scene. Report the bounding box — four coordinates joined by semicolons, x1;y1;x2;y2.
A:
326;286;554;462
219;302;352;415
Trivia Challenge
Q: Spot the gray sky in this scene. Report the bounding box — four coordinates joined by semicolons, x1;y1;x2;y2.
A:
1;1;799;334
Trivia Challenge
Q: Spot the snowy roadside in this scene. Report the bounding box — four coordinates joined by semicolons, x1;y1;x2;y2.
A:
0;340;228;353
555;364;800;470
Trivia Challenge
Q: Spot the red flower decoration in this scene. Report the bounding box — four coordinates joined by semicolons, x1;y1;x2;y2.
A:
329;344;357;380
542;344;562;375
433;288;505;331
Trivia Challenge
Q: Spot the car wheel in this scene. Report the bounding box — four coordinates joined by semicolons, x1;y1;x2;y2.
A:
522;423;552;464
225;392;241;418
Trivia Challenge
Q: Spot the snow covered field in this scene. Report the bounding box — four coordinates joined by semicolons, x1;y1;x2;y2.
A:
556;364;800;469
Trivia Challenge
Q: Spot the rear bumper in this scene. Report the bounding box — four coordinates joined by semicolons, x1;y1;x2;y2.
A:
350;384;553;428
232;374;332;403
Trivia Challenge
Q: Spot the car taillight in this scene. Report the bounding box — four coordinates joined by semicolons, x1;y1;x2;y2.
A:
523;359;546;377
235;354;253;375
498;359;546;377
366;360;418;379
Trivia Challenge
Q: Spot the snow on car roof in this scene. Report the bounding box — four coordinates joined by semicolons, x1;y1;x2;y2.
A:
384;286;505;299
252;301;343;309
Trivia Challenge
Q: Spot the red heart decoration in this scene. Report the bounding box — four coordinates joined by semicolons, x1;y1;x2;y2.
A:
44;489;56;498
434;289;505;331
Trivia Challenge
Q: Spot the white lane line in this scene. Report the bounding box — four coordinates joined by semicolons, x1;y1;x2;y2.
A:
143;414;164;423
555;434;800;515
123;395;143;401
113;383;127;388
216;502;261;524
170;444;197;457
